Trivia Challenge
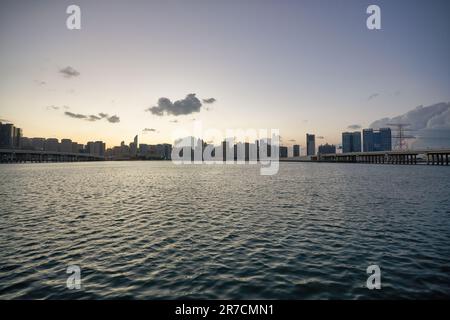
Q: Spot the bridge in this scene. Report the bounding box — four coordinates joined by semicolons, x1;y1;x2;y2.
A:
317;149;450;166
0;149;105;163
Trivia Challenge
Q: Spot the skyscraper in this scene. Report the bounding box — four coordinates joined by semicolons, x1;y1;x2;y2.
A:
342;131;361;153
306;134;315;156
130;135;138;157
13;127;22;149
363;129;374;152
363;128;392;152
60;139;73;153
318;143;336;155
378;128;392;151
44;138;59;152
293;144;300;157
0;123;14;148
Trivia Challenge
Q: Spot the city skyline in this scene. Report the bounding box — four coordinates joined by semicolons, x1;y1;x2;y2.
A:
1;0;450;147
0;117;397;160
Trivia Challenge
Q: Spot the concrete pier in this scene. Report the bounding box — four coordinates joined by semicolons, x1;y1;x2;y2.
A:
0;149;104;163
317;149;450;165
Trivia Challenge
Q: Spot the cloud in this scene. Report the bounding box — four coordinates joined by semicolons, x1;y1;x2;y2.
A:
370;102;450;149
368;93;379;100
47;105;70;111
64;111;120;123
65;111;87;119
202;98;216;104
347;124;362;130
143;128;157;133
88;115;102;121
59;66;80;78
35;80;46;86
0;118;10;123
146;94;203;116
106;115;120;123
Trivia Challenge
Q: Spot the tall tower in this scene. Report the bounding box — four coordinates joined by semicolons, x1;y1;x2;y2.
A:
306;134;315;156
387;124;414;150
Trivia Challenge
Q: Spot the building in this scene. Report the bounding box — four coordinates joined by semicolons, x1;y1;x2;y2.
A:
86;141;105;156
306;134;315;156
155;143;172;160
44;138;59;152
363;128;392;152
363;129;374;152
72;142;83;154
31;138;45;151
130;135;138;157
279;146;288;158
293;144;300;157
13;127;22;149
139;143;150;157
342;131;361;153
20;137;32;150
318;143;336;155
377;128;392;151
60;139;73;153
94;141;105;156
0;123;14;148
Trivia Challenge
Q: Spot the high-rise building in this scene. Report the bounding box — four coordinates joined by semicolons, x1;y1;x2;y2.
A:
20;137;32;150
130;135;138;157
279;146;288;158
363;128;392;152
318;143;336;154
72;142;83;153
342;131;361;153
94;141;106;157
306;134;315;156
13;127;22;149
363;129;374;152
0;123;14;148
293;144;300;157
378;127;392;151
31;138;45;151
44;138;59;152
60;139;73;153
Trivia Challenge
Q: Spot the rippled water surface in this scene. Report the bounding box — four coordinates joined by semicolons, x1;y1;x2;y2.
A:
1;161;450;299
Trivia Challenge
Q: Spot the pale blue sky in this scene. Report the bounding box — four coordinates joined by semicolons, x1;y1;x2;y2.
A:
0;0;449;147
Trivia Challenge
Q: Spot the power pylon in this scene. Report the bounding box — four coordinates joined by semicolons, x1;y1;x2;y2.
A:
387;123;415;150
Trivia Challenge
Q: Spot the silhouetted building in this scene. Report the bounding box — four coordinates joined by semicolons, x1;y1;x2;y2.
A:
306;134;315;156
13;127;22;149
377;128;392;151
72;142;83;153
0;123;14;148
60;139;73;153
44;138;59;152
363;128;392;152
293;144;300;157
31;138;45;151
130;135;138;157
318;143;336;154
363;129;374;152
20;137;32;150
342;131;361;153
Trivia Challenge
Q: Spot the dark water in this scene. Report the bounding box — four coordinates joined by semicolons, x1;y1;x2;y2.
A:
0;161;449;299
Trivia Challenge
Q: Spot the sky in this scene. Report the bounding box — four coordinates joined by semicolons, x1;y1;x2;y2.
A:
0;0;449;148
